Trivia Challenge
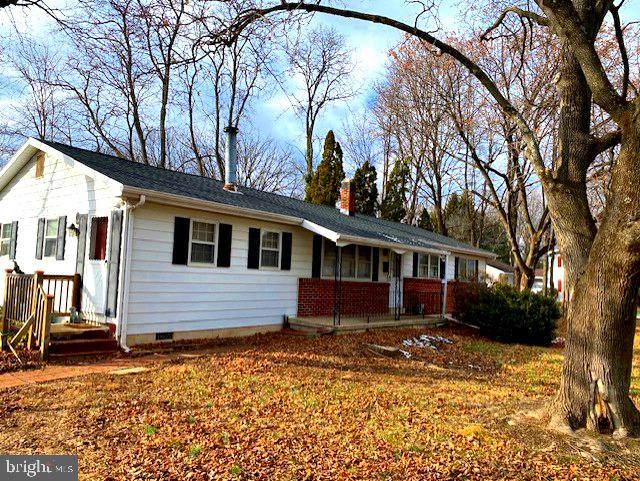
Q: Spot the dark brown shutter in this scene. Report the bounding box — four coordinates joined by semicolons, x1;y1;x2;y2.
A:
35;218;45;259
475;259;479;280
56;215;67;260
172;217;190;265
454;257;460;279
372;247;379;281
75;214;88;275
217;223;232;267
281;232;292;271
105;210;123;317
247;228;260;269
9;221;18;260
440;256;446;279
412;252;419;277
311;234;323;278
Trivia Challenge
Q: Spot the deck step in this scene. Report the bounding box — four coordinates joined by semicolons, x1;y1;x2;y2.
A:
50;324;112;341
49;338;119;356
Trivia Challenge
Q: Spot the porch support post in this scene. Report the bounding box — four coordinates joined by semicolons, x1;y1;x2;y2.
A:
441;256;448;317
27;271;44;351
1;269;11;352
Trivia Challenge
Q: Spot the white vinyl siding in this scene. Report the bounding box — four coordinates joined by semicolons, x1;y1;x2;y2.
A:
0;151;122;321
126;202;313;340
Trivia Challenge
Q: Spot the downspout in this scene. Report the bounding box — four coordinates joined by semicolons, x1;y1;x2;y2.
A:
115;195;146;351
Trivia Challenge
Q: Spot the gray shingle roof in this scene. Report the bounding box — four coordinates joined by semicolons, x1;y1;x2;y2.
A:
42;140;494;257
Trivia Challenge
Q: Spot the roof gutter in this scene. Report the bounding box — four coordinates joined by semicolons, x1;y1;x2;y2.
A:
120;187;494;259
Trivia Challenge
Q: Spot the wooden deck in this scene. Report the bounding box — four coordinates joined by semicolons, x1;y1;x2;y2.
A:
288;314;446;334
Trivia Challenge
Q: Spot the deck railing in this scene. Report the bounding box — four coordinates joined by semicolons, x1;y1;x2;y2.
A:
1;270;80;359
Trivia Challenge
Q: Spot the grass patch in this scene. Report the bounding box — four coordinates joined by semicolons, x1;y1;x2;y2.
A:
0;326;638;480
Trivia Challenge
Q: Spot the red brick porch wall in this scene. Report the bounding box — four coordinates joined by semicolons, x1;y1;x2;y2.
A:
297;278;390;317
403;278;442;315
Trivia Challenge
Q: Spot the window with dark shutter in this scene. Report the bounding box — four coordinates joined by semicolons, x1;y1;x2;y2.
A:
0;222;14;258
247;228;260;269
217;223;233;267
172;217;190;265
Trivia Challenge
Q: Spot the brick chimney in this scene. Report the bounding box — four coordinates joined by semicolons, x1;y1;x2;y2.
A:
340;179;356;216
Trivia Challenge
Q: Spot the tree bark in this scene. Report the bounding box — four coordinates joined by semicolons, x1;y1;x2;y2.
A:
550;115;640;437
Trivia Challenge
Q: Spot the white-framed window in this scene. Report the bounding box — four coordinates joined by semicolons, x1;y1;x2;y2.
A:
189;220;217;264
0;223;12;257
417;253;440;279
321;239;373;281
260;230;281;268
357;246;372;279
44;218;59;258
322;239;337;277
458;258;477;281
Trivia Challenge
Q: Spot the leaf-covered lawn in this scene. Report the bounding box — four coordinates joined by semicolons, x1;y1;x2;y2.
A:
1;326;639;480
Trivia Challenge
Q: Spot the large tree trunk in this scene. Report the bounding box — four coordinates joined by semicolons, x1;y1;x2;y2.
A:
544;49;597;296
550;117;640;437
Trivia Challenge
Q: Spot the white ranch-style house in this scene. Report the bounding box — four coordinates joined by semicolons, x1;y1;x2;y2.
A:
0;136;494;351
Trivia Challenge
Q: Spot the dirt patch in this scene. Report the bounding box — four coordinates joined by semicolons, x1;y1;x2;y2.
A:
0;350;44;374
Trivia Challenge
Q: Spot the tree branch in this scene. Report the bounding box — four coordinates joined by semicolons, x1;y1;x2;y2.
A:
537;0;625;119
481;7;549;41
225;1;550;181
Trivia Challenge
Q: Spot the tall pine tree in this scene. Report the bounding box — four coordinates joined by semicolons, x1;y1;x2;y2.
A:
352;161;378;215
379;159;409;222
306;130;345;206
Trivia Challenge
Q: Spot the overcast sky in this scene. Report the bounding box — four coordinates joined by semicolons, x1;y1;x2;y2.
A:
1;0;638;166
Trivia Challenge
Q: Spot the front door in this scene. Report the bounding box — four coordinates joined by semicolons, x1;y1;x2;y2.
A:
81;216;110;321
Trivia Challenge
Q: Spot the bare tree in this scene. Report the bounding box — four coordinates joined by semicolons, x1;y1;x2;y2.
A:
237;134;301;195
284;25;356;183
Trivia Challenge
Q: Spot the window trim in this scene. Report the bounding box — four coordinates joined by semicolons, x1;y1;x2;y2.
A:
457;257;478;281
187;218;219;267
0;222;12;258
320;238;374;282
416;253;441;279
43;218;59;259
259;229;282;270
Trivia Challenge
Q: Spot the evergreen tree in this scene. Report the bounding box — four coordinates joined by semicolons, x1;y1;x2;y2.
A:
417;208;435;231
305;130;345;206
352;161;378;215
379;159;409;222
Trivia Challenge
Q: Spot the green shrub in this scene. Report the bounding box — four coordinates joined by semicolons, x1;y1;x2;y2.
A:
460;283;561;346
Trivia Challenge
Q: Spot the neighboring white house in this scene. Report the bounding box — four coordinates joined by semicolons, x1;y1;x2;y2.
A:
546;250;566;302
485;259;515;286
0;138;495;346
